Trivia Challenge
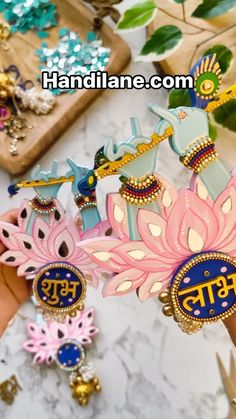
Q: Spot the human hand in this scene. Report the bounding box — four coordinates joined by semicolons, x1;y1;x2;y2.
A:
0;210;31;337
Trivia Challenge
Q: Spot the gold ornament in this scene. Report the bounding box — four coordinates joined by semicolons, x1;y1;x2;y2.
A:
0;22;10;50
70;374;101;406
0;71;14;101
0;375;21;405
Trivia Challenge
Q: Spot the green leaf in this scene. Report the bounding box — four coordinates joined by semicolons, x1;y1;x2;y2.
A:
192;0;236;19
137;25;183;61
172;0;186;3
213;100;236;132
203;45;233;74
208;122;218;140
117;1;157;31
168;88;191;109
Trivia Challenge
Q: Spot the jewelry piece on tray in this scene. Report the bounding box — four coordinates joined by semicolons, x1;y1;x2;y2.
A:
0;65;55;156
23;307;101;406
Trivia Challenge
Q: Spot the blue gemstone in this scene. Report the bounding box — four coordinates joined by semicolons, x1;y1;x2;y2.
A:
57;341;83;370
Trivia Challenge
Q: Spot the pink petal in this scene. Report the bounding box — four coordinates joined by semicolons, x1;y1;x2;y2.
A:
166;190;218;255
0;221;19;249
50;322;70;343
157;174;178;219
26;322;44;339
18;200;33;232
102;268;146;297
33;351;47;364
23;340;38;353
49;200;65;227
48;219;78;260
113;241;174;273
106;193;129;241
17;260;42;276
0;250;28;266
137;271;171;302
78;238;128;272
190;174;213;206
14;233;47;262
32;218;51;257
81;220;112;240
213;184;236;252
138;209;176;262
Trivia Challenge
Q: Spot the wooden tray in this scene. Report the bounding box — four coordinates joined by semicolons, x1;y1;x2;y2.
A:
0;0;130;175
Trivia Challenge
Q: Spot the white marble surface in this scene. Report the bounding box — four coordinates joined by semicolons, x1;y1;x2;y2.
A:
0;4;235;418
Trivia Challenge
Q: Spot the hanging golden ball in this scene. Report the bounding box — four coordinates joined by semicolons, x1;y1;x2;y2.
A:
162;304;173;317
158;291;169;304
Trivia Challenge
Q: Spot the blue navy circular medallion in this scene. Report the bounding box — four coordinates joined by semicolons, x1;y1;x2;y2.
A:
56;339;85;372
170;252;236;323
33;262;86;314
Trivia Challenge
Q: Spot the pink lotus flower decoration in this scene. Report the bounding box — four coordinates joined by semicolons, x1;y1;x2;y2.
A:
78;173;236;301
23;307;99;365
0;199;110;288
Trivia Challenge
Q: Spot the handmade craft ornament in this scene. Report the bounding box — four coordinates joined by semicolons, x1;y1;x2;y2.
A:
1;160;110;319
74;103;236;334
23;307;101;406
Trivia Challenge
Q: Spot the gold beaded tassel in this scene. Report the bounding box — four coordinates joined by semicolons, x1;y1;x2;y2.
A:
69;364;101;406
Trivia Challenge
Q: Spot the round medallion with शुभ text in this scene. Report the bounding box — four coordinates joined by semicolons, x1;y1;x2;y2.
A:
33;262;86;314
55;339;85;372
170;252;236;324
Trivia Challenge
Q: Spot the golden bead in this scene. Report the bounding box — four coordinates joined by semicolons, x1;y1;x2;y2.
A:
158;291;169;304
0;89;8;100
162;305;173;317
